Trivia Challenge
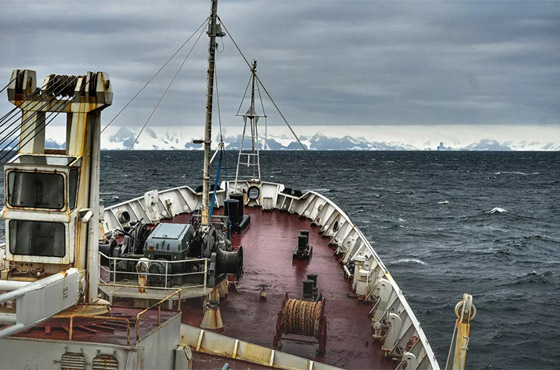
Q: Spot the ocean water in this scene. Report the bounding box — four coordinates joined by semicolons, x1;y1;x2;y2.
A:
2;150;560;369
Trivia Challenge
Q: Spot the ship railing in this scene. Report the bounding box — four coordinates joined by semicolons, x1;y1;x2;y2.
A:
135;288;181;340
103;182;440;368
68;315;131;346
98;251;208;292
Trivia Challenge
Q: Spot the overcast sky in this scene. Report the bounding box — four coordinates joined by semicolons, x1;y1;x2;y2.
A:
0;0;558;143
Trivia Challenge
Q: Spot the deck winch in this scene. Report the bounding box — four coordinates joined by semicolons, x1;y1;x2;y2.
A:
273;275;326;353
273;293;327;354
101;216;243;288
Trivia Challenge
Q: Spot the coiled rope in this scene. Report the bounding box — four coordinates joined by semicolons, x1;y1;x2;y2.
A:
280;299;323;338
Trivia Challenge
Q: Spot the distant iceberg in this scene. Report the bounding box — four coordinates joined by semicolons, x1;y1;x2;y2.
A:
486;207;507;214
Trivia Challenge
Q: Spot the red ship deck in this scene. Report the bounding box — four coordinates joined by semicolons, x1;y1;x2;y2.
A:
179;206;394;369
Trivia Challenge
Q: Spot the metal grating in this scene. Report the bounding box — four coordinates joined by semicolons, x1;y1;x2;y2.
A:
60;352;86;370
92;354;118;370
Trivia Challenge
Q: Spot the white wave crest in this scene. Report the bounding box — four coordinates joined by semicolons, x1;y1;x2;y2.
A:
494;171;539;176
486;207;507;214
392;258;427;265
437;200;450;204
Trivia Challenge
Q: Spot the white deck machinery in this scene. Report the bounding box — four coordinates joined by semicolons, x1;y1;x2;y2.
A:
0;70;191;369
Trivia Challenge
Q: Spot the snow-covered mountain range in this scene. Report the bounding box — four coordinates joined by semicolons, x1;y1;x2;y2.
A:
3;126;558;151
91;127;560;151
94;127;559;151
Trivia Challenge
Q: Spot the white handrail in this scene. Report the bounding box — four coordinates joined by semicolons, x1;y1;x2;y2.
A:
98;251;208;290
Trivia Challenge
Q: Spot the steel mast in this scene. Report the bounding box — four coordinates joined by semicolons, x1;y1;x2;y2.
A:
202;0;224;225
234;60;266;190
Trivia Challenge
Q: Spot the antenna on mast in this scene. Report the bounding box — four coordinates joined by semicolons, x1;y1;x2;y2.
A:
234;60;267;191
201;0;225;225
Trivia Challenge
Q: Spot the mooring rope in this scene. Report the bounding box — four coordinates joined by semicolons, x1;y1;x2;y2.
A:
281;299;322;338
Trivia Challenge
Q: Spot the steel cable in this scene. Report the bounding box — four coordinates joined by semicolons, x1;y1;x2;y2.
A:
101;18;209;134
255;80;268;150
0;74;95;165
214;58;224;144
0;107;21;128
129;23;206;150
0;77;57;127
220;19;360;220
0;75;18;95
0;74;71;134
235;74;252;116
0;76;77;152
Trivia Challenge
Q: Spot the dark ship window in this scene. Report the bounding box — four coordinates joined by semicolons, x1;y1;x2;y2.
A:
7;171;65;210
68;168;79;210
9;220;65;257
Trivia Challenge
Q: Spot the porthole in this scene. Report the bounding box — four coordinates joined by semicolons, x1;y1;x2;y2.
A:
247;186;260;200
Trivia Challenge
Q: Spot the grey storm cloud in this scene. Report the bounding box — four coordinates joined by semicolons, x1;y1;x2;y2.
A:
0;0;558;131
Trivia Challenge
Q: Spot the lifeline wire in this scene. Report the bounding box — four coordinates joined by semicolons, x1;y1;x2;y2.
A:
101;18;208;134
129;23;206;150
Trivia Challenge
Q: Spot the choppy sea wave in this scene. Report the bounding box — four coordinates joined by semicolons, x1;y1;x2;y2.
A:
1;150;558;369
486;207;507;214
390;258;428;266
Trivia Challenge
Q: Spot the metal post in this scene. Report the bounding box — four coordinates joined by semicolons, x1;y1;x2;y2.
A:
234;120;248;191
201;0;219;225
203;259;208;293
165;261;168;289
69;316;74;340
113;258;117;283
178;290;182;312
250;61;257;180
235;60;263;185
157;304;161;326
